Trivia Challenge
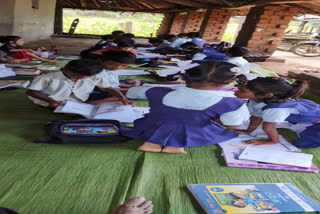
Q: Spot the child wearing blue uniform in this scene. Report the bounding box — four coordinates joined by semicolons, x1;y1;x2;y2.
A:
180;42;229;61
121;62;250;154
233;77;320;146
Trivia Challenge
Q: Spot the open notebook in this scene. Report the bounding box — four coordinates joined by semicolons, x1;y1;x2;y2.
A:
55;101;149;123
0;80;30;89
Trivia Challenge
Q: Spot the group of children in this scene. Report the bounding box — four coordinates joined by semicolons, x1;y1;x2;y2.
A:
1;30;319;153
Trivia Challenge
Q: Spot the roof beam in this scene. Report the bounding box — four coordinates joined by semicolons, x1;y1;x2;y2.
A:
91;0;101;8
80;0;87;7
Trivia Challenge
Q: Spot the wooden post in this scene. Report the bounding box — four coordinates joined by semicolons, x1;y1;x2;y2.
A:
54;7;63;34
297;21;307;35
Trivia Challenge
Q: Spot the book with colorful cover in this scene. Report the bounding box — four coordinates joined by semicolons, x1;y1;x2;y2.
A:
187;183;320;214
222;148;319;173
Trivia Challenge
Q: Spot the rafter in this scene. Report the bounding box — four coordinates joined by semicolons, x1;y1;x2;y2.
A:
91;0;101;8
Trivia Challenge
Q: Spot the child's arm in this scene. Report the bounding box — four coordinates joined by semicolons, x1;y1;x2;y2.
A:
26;89;65;108
97;87;135;106
91;49;104;55
25;52;57;62
244;122;279;145
228;116;263;134
8;48;34;52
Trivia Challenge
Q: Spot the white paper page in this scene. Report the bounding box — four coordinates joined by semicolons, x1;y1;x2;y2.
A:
5;64;35;69
93;104;139;123
58;101;96;118
0;65;16;78
136;53;165;59
117;69;150;76
239;147;313;168
219;135;300;152
136;47;156;51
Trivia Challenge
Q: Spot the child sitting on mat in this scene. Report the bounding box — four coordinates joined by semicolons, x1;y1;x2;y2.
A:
180;42;229;61
92;38;137;56
0;36;56;63
26;59;131;108
121;61;250;154
225;46;250;67
232;77;320;146
98;50;140;89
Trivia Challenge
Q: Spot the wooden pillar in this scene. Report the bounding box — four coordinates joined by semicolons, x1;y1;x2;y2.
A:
157;13;175;36
54;7;63;34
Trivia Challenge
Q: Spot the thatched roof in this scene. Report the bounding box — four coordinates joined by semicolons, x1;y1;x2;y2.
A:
56;0;320;13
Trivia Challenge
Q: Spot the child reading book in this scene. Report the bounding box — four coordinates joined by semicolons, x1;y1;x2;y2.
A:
0;36;56;63
80;34;115;59
180;42;229;61
121;61;250;154
26;59;131;108
92;38;137;56
98;51;140;89
232;77;320;145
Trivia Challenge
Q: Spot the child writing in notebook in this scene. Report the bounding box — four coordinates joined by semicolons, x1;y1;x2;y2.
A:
121;61;250;154
26;59;131;108
0;36;56;62
232;77;320;145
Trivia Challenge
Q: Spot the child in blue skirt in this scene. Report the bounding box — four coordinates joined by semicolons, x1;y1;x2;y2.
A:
121;61;250;154
233;77;320;146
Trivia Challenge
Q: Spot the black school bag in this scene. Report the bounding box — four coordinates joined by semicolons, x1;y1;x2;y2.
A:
36;119;131;144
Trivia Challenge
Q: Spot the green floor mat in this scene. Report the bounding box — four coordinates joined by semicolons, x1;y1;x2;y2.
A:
0;69;319;214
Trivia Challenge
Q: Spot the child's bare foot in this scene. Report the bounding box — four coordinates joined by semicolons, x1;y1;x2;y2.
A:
114;197;153;214
137;142;162;152
162;146;187;154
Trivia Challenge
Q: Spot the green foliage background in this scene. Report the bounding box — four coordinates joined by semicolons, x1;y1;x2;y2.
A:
63;9;164;37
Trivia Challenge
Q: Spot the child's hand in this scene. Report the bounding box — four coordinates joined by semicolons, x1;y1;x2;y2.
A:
148;70;157;76
48;100;65;108
244;139;277;145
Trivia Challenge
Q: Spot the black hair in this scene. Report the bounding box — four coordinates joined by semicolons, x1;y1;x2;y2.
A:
184;61;237;84
99;50;136;64
111;30;125;38
122;33;135;38
187;32;196;38
180;42;199;49
178;33;187;37
156;34;168;39
101;34;114;40
228;46;250;57
148;38;163;44
247;77;309;104
0;35;22;44
164;34;176;40
114;38;135;47
64;59;103;76
194;32;202;38
228;200;247;208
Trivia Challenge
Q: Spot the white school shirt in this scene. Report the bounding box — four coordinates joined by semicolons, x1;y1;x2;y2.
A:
28;71;110;107
127;86;249;126
247;100;299;123
192;53;207;61
226;56;248;67
99;69;120;88
169;38;187;48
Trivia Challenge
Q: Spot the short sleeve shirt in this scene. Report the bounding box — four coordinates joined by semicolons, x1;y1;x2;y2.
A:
99;69;120;88
247;100;299;123
28;71;110;106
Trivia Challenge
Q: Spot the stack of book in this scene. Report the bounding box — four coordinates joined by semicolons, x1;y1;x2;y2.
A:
218;135;318;173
